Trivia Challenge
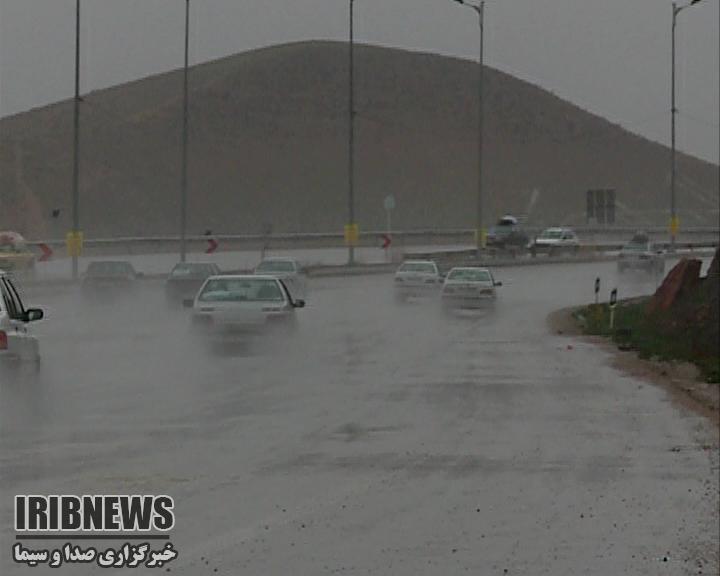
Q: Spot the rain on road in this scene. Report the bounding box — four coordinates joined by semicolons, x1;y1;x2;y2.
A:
1;259;717;575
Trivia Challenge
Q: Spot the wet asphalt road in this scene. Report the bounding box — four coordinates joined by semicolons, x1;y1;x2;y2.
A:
1;259;718;575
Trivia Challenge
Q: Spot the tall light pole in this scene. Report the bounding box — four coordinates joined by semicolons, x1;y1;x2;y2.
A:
347;0;356;265
452;0;486;256
180;0;190;262
670;0;704;249
71;0;81;279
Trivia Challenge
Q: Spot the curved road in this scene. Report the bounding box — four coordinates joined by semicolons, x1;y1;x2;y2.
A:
1;259;717;575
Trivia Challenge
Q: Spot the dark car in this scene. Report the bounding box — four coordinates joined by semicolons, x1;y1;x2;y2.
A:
165;262;221;305
617;233;665;275
82;260;140;299
486;216;530;253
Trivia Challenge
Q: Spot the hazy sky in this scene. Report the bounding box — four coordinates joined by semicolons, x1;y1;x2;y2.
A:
1;0;718;162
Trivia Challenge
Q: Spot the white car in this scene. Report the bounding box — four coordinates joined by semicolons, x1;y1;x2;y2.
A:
394;260;443;301
441;267;501;309
0;270;44;365
254;257;306;300
530;227;580;256
186;275;304;344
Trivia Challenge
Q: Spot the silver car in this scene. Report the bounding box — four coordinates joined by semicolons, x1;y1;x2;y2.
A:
187;275;304;345
617;234;665;275
441;267;501;309
530;227;580;256
0;271;44;366
393;260;443;302
254;257;306;300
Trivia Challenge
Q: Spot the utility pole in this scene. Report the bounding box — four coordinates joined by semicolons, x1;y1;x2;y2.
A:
477;0;485;256
671;2;678;250
670;0;705;249
71;0;81;279
451;0;486;256
180;0;190;262
347;0;356;265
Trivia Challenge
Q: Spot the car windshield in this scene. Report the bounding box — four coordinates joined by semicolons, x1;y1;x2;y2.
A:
398;262;436;274
86;262;133;277
540;229;564;239
0;244;24;254
447;269;492;282
622;243;650;252
256;260;295;273
170;263;214;278
198;278;285;302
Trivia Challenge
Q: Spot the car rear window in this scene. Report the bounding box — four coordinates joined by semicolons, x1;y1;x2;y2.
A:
171;263;214;278
256;260;296;273
199;278;285;302
447;269;491;282
398;262;436;274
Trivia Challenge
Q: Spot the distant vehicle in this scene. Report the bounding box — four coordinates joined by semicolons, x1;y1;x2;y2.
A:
617;233;665;275
165;262;221;305
441;267;501;309
393;260;443;302
486;216;529;252
82;261;140;298
530;227;580;256
186;275;304;345
254;257;306;299
0;270;43;366
0;232;35;274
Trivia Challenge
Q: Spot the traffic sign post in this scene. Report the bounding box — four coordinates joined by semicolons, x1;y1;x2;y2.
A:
383;195;395;261
669;216;680;249
344;223;359;247
65;231;83;259
609;288;618;330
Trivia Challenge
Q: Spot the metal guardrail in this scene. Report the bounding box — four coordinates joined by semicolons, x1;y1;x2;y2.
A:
24;226;720;249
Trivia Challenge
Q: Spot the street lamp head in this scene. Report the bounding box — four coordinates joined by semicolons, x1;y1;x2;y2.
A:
677;0;705;13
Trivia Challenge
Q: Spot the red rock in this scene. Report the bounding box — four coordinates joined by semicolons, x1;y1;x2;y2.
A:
646;258;702;314
707;247;719;279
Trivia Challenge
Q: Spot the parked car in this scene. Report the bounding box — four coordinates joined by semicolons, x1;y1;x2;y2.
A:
186;275;304;347
441;267;501;309
530;227;580;256
82;260;141;299
486;215;529;252
393;260;443;302
617;233;665;275
254;257;306;300
165;262;221;305
0;270;43;366
0;232;36;274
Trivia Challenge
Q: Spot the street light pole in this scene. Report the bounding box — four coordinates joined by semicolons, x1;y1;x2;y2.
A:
71;0;81;279
670;0;704;250
180;0;190;263
347;0;356;265
477;1;485;256
452;0;486;256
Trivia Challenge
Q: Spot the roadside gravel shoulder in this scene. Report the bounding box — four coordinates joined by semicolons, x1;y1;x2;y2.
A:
547;306;720;426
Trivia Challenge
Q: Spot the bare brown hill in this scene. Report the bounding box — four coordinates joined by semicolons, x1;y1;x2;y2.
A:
1;40;718;239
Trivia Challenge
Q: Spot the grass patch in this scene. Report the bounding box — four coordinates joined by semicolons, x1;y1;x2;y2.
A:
573;299;720;384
